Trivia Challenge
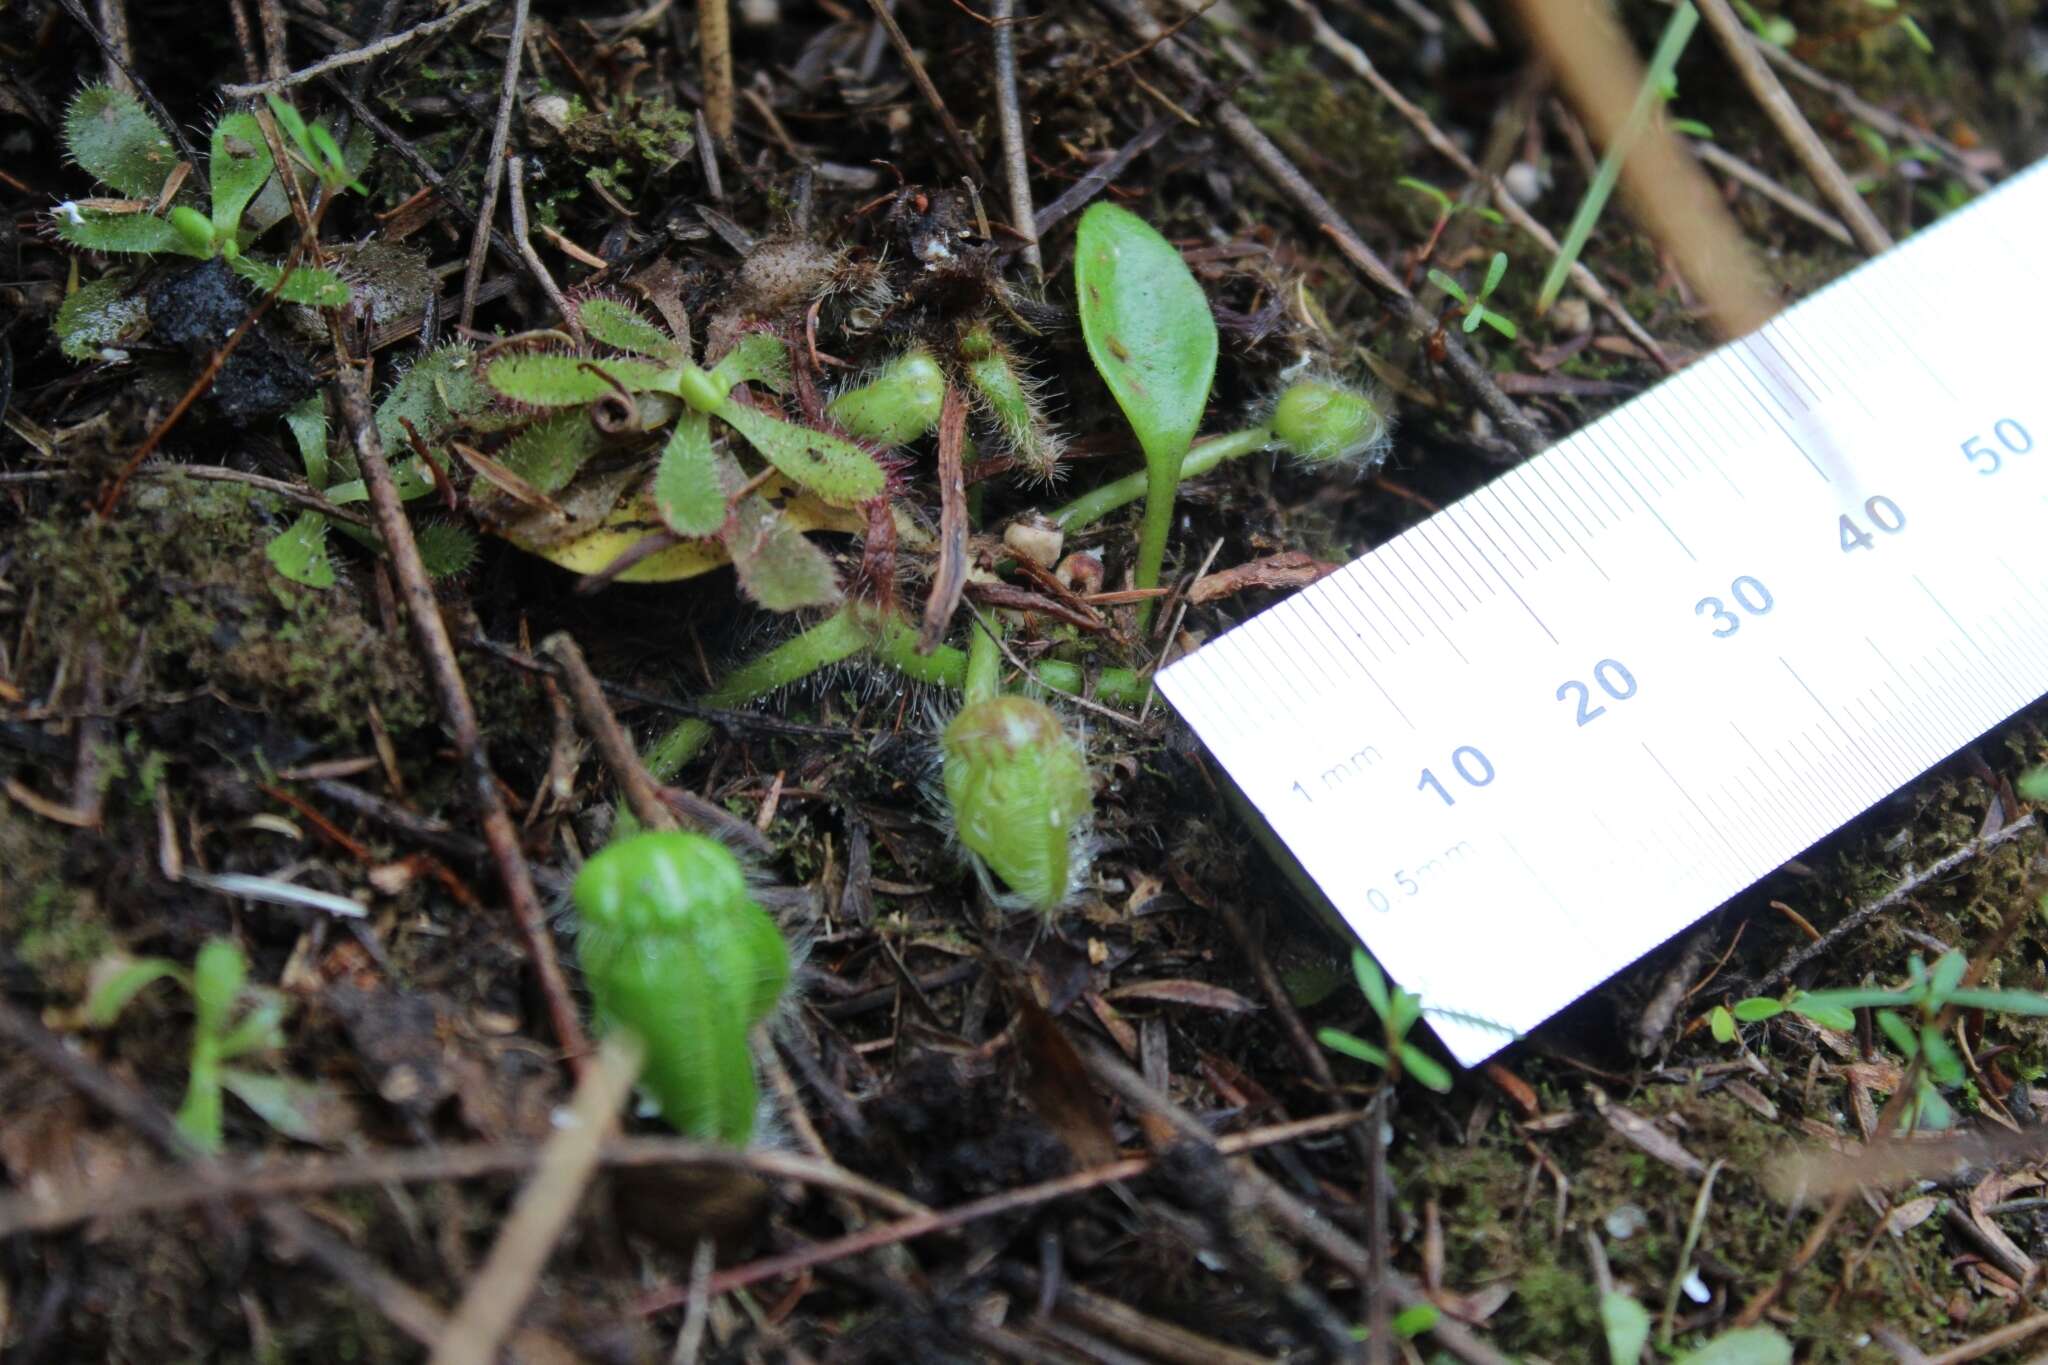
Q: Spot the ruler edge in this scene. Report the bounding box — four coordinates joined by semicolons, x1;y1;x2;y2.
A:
1156;156;2048;1062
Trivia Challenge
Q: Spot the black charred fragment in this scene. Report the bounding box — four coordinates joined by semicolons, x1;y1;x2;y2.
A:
144;256;317;425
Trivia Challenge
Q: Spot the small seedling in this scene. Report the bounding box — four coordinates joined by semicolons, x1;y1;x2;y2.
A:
1427;251;1519;340
1074;201;1218;627
1706;990;1855;1043
572;831;792;1145
1317;950;1453;1093
1601;1291;1790;1364
1794;948;2048;1129
83;938;331;1152
52;85;351;307
1396;176;1504;264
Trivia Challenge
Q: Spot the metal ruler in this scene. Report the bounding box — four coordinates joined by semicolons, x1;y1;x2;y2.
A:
1157;158;2048;1066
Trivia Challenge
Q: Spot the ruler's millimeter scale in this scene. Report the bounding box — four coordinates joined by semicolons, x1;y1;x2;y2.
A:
1157;160;2048;1065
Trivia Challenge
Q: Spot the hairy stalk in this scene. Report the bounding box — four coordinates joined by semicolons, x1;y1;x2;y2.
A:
963;616;1003;705
1051;424;1273;532
643;607;873;783
644;608;1155;778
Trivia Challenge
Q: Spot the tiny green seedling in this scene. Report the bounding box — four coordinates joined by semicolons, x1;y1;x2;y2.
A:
1074;201;1218;627
1317;950;1453;1093
1601;1291;1790;1365
1427;251;1519;340
52;85;352;308
572;831;792;1145
1706;990;1856;1044
1396;176;1504;264
1790;948;2048;1130
1732;0;1796;47
83;938;332;1152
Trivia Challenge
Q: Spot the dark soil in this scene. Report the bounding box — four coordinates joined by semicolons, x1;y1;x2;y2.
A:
3;0;2047;1361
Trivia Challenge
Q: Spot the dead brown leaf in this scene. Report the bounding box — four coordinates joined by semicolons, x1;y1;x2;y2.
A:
1104;979;1257;1013
1188;551;1340;605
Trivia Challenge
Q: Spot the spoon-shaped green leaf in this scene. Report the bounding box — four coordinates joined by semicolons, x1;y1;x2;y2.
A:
1074;202;1216;625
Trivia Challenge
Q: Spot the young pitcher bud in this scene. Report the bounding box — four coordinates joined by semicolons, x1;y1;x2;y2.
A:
572;831;791;1145
1270;378;1388;465
942;696;1092;912
828;348;945;446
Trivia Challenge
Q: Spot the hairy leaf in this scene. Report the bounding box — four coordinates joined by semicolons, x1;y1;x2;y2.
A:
577;296;682;359
53;205;190;256
415;522;479;578
54;275;147;360
266;511;336;588
285;395;328;487
710;331;790;392
726;497;842;611
209;112;274;241
486;352;677;406
498;412;603;494
653;410;727;537
64;85;176;197
718;400;885;505
83;955;186;1026
231;255;351;308
961;328;1058;475
376;345;494;454
1074;201;1216;468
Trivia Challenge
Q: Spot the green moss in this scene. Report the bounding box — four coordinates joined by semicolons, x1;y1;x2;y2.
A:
20;473;432;745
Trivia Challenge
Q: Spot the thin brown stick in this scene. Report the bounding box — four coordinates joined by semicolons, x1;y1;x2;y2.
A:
919;385;971;651
94;0;134;93
1089;0;1544;456
864;0;982;178
460;0;530;330
698;0;735;143
990;0;1040;276
335;365;589;1075
0;999;594;1360
433;1034;642;1365
1746;812;2036;999
1032;114;1182;238
1694;140;1854;248
149;465;371;526
1692;0;1891;256
632;1108;1370;1314
1755;39;1990;193
1277;0;1673;371
221;0;495;96
0;1134;927;1239
507;155;584;343
539;632;681;836
1512;0;1776;339
1081;1049;1516;1365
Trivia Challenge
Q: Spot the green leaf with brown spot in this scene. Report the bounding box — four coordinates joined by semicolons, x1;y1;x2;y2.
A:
1074;202;1216;471
717;400;884;506
726;497;842;611
64;85;176;197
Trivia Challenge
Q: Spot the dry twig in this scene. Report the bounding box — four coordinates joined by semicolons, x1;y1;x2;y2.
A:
335;366;590;1074
991;0;1041;275
221;0;496;96
1692;0;1892;256
460;0;531;329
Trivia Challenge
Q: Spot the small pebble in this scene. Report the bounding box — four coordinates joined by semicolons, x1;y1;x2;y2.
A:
1503;161;1545;205
1604;1203;1648;1239
1550;297;1592;335
1682;1268;1711;1304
